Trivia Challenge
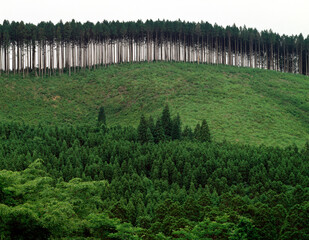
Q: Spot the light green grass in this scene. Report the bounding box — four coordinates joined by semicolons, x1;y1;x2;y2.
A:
0;62;308;147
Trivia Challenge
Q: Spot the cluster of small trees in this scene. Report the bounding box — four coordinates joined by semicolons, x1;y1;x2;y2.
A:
0;19;309;77
137;105;211;144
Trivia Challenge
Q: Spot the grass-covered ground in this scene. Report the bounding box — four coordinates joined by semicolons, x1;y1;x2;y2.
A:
0;62;308;146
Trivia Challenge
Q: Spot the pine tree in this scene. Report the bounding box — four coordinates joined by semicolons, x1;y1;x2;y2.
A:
98;106;106;125
161;105;172;138
146;128;154;143
194;123;201;140
171;113;181;140
199;119;211;143
148;116;155;136
154;119;165;143
182;125;193;140
137;114;148;144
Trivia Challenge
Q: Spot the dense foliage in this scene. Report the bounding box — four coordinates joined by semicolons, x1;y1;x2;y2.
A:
0;19;309;77
0;117;308;239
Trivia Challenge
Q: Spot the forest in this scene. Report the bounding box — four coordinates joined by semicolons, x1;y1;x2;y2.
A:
0;107;308;239
0;19;309;77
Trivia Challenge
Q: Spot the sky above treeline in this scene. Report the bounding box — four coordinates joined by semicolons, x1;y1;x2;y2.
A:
1;0;309;36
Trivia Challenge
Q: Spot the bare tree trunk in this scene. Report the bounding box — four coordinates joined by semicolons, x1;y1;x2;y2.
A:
61;43;64;74
240;40;243;67
17;43;20;74
7;46;10;75
216;39;220;64
284;46;286;72
207;35;210;64
228;35;231;65
0;46;2;76
21;44;24;78
4;46;6;74
298;46;303;74
27;44;29;75
12;44;15;74
304;51;309;76
277;45;279;72
306;51;309;76
250;40;253;68
286;48;289;72
49;43;52;76
43;42;46;76
221;39;224;65
57;42;60;73
38;42;41;77
68;42;71;76
234;40;236;66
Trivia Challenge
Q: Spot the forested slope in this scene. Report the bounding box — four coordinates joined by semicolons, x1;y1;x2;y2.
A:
0;121;308;239
0;62;308;146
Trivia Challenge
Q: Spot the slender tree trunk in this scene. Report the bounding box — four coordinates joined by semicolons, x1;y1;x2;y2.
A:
277;45;280;72
306;51;309;76
27;44;29;76
228;35;231;65
0;46;2;76
4;46;6;74
299;45;302;74
38;42;41;76
233;38;235;66
17;43;20;74
21;43;24;78
7;46;10;75
304;51;309;76
57;42;60;73
68;42;71;76
12;43;15;74
250;40;253;68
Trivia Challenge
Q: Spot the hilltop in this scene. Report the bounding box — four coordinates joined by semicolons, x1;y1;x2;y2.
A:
0;62;308;146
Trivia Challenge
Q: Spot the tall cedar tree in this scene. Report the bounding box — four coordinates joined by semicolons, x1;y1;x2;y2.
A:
199;119;211;142
171;114;181;140
138;114;152;144
182;125;194;139
148;116;155;136
194;123;201;140
154;119;165;143
161;105;172;138
98;106;106;125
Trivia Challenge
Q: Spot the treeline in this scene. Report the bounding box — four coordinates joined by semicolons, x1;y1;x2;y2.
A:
0;119;308;239
0;19;309;77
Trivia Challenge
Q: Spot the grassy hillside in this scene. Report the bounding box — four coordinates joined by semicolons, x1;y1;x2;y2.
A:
0;62;308;146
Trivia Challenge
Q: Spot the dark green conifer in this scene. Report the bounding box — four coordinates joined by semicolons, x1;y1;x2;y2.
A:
171;113;181;140
98;106;106;125
161;105;172;137
148;116;155;136
154;119;165;143
146;128;154;143
182;125;193;139
194;123;201;140
199;119;211;143
137;114;148;144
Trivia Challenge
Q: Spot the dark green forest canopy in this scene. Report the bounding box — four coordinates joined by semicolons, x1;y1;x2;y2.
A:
0;122;308;239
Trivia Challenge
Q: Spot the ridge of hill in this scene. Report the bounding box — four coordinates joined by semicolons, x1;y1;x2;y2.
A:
0;62;308;146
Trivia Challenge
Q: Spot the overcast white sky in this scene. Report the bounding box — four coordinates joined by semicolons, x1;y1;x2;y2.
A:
1;0;308;36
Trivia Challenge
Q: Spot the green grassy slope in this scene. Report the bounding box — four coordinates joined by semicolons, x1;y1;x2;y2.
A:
0;62;308;146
